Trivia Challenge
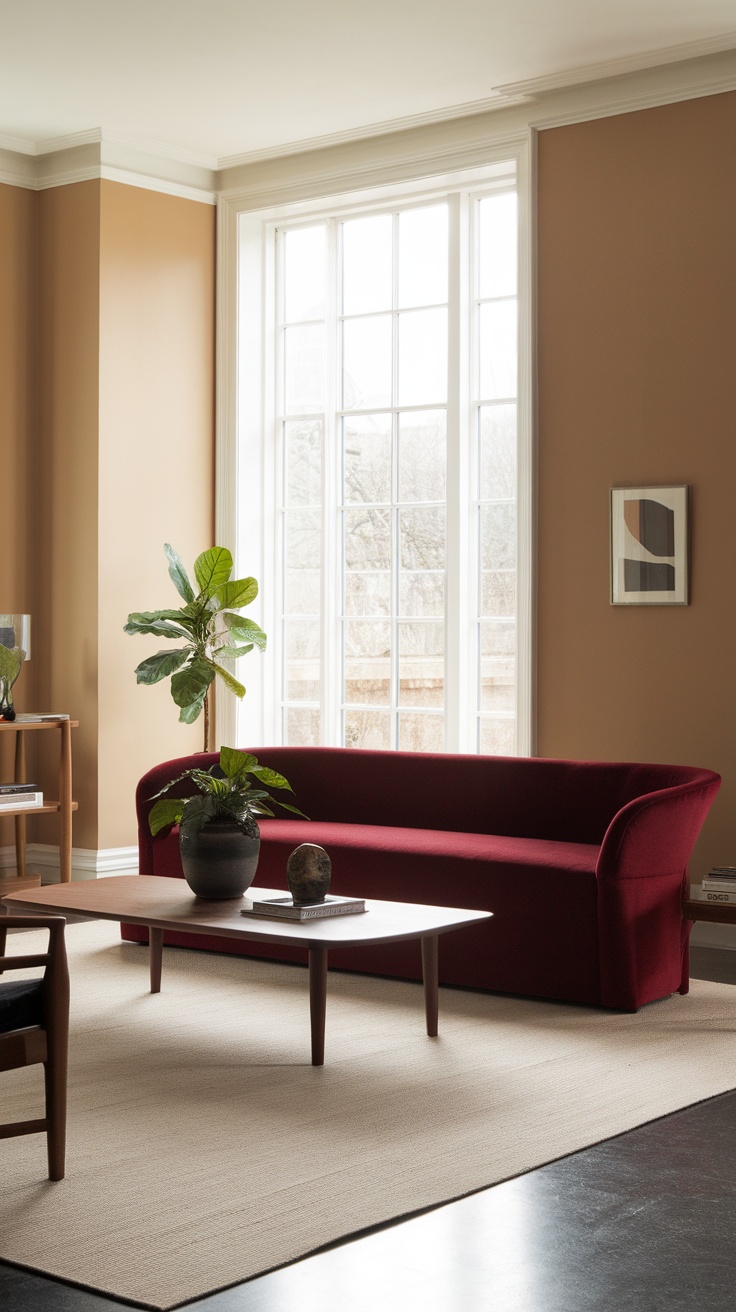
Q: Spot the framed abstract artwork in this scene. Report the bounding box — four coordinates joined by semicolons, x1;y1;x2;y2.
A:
610;485;689;605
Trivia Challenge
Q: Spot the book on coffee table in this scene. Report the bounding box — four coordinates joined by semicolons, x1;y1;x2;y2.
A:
242;894;367;921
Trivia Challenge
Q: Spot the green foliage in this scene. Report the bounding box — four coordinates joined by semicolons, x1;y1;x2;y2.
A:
125;544;266;726
148;747;307;841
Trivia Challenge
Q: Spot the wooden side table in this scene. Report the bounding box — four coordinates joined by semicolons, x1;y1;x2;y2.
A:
0;718;78;885
683;880;736;927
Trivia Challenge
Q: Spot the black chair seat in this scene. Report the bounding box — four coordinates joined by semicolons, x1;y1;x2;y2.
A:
0;978;44;1033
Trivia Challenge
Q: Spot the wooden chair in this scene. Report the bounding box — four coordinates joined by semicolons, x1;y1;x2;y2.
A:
0;915;70;1180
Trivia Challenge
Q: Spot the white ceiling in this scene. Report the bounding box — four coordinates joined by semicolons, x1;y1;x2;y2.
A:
1;0;735;165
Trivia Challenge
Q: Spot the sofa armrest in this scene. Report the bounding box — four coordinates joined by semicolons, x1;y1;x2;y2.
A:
595;773;720;1009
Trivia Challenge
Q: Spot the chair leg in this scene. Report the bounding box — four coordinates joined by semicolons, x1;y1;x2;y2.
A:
44;1038;68;1181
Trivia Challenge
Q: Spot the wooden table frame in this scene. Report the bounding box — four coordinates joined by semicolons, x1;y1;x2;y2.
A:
2;876;492;1066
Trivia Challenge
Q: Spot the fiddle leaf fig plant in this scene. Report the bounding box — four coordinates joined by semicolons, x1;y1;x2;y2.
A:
125;544;266;744
148;746;306;842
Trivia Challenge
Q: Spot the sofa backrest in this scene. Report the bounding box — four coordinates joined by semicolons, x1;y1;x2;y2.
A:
137;748;719;847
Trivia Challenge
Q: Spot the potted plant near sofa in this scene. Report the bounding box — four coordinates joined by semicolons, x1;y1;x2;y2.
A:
148;746;306;899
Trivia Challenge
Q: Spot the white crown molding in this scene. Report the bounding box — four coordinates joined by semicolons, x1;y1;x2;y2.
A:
99;166;216;205
216;92;526;170
496;31;736;98
0;131;217;200
217;47;736;207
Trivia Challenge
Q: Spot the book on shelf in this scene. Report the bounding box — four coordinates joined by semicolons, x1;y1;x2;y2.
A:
699;889;736;905
701;878;736;894
706;867;736;879
0;791;44;810
0;782;39;795
242;894;367;922
11;713;70;723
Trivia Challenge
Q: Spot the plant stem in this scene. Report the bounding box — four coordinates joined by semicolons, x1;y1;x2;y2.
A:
204;688;211;753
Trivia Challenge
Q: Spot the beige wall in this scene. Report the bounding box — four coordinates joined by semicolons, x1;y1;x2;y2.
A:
1;179;214;859
35;182;101;847
98;181;215;848
536;91;736;877
0;185;37;841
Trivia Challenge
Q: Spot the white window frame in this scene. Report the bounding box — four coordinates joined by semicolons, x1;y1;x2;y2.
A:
216;139;535;757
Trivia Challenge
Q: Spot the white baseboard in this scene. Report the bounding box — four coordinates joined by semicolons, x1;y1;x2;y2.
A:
0;843;139;882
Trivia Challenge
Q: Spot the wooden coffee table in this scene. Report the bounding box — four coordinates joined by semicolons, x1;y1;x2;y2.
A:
2;876;492;1066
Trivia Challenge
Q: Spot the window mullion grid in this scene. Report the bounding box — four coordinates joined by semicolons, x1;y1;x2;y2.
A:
445;191;471;754
390;211;400;750
323;217;341;747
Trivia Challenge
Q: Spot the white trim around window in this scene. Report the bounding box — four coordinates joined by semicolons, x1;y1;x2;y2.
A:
216;132;535;757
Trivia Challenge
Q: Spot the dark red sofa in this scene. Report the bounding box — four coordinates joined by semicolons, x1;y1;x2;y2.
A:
124;748;721;1012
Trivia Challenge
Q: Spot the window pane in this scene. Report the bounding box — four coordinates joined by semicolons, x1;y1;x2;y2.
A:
345;571;391;616
283;226;326;322
343;316;392;410
343;415;391;504
285;509;320;569
479;301;517;401
398;411;446;503
399;570;444;617
344;508;391;571
480;504;515;571
478;194;517;300
398;309;447;407
480;620;515;656
480;657;515;713
284;324;324;414
344;709;391;749
285;707;320;746
481;570;515;618
400;507;445;571
398;713;444;752
285;568;320;616
479;405;516;502
342;214;393;315
344;621;391;706
284;620;320;700
398;205;448;309
399;622;444;708
479;716;515;755
284;420;322;506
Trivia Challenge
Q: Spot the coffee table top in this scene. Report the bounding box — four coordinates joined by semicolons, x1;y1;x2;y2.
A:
2;875;492;949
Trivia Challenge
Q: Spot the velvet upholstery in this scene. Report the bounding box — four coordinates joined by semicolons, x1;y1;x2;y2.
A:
125;748;721;1011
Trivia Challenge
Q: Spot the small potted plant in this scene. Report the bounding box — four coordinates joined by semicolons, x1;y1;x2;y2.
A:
148;746;306;899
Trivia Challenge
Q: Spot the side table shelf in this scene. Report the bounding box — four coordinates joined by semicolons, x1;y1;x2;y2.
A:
0;718;78;884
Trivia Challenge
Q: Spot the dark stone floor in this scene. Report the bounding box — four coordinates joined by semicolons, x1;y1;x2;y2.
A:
1;945;735;1312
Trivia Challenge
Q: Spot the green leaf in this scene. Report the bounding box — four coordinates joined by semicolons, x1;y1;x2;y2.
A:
134;648;191;685
124;614;192;639
178;696;206;724
194;547;233;597
170;659;216;708
0;645;22;682
148;798;185;836
219;746;250;779
223;644;254;659
224;617;267;651
210;661;246;699
214;577;258;610
179;794;218;839
164;544;195;603
251;765;294;791
274;799;309;818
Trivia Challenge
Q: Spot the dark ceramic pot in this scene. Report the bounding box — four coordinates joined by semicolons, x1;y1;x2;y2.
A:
179;820;260;899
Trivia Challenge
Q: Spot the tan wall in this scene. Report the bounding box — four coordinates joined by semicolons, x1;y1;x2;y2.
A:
0;185;37;841
35;182;101;848
98;182;215;849
536;91;736;878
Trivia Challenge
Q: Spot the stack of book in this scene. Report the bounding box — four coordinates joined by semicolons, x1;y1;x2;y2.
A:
0;783;44;811
700;867;736;904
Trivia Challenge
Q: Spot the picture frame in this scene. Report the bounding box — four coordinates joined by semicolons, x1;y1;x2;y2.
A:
610;485;689;605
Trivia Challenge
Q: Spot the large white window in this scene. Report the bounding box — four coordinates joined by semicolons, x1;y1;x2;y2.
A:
229;159;532;755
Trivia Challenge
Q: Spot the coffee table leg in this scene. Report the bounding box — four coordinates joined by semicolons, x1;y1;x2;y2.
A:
308;945;328;1066
422;934;439;1037
149;927;163;993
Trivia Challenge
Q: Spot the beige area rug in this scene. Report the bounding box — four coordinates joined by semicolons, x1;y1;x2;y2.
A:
2;921;736;1309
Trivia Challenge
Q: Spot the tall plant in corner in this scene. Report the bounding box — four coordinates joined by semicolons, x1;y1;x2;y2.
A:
125;544;266;749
